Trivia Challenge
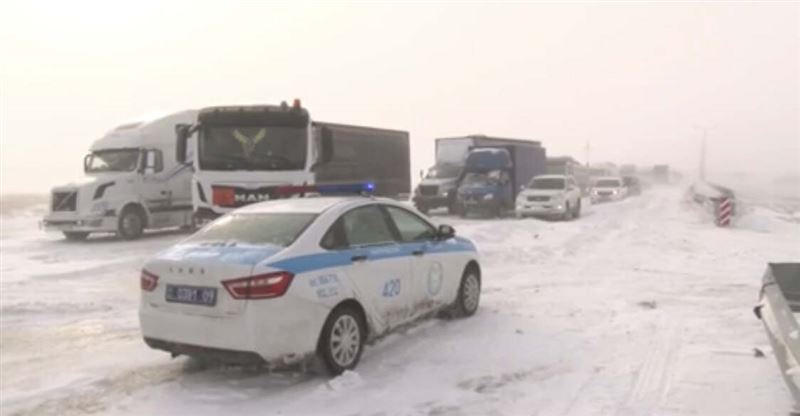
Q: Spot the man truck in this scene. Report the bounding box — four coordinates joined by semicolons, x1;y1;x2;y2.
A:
175;100;410;221
455;140;547;217
42;110;198;240
413;135;539;214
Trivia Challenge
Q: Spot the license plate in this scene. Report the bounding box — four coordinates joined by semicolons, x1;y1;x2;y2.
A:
165;285;217;306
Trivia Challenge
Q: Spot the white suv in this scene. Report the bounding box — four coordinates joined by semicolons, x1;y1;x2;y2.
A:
590;176;628;203
515;175;582;220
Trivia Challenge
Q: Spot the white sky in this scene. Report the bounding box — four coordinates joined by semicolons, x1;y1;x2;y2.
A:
1;1;798;193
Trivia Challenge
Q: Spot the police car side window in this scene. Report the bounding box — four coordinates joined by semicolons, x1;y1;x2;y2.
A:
340;205;396;247
384;206;436;242
320;219;348;250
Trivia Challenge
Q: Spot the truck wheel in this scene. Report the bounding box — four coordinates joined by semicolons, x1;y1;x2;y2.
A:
118;207;145;240
318;305;365;376
63;232;89;241
452;266;481;317
447;197;457;215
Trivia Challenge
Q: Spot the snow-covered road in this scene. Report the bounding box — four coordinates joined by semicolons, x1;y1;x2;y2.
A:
1;186;798;415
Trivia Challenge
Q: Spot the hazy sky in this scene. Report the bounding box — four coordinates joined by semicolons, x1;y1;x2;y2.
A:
1;1;798;193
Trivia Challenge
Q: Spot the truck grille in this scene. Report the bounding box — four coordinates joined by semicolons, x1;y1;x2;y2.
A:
418;185;438;196
527;196;549;202
52;191;77;211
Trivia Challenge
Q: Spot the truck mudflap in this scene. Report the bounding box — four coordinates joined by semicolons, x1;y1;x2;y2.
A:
756;263;800;413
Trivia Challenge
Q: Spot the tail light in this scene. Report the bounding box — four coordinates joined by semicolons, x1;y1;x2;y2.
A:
141;270;159;291
223;271;294;300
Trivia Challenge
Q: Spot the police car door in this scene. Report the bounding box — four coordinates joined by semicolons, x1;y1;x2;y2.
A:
382;205;446;319
336;204;413;332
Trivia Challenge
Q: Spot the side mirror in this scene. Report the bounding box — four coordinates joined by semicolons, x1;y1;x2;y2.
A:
175;124;191;164
436;224;455;240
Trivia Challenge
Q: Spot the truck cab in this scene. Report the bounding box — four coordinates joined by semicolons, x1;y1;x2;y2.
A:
455;148;515;217
413;163;462;214
176;101;410;223
42;111;197;240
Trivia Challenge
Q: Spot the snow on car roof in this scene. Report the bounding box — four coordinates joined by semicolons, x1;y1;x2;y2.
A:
234;196;365;214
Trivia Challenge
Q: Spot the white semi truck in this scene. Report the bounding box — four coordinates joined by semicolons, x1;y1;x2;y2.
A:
175;100;410;222
42;110;198;240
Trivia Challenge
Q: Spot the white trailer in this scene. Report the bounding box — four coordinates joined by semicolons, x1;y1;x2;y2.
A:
42;110;198;240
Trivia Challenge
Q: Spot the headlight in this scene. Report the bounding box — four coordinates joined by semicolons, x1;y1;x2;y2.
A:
90;201;109;214
611;190;618;194
483;193;494;200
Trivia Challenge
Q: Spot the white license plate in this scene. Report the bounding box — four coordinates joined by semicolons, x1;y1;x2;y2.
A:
165;285;217;306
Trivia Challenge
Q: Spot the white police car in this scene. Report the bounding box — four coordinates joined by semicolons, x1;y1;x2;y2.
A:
139;190;481;374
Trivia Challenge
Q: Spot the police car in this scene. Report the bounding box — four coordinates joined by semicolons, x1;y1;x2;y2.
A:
138;185;481;374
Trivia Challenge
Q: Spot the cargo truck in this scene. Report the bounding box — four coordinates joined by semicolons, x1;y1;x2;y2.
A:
455;140;546;217
175;100;410;222
413;135;540;214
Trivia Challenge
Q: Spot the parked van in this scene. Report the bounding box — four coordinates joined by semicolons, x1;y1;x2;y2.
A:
42;110;198;240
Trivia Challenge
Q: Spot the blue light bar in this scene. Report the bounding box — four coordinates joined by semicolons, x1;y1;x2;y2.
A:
274;182;375;196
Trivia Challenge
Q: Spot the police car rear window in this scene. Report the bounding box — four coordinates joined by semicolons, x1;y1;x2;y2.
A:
186;213;316;247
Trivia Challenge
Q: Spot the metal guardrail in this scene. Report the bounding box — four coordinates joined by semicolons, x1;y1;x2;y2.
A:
688;181;737;227
755;263;800;414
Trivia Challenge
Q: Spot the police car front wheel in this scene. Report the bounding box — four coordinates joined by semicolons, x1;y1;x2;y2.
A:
318;305;365;375
455;267;481;317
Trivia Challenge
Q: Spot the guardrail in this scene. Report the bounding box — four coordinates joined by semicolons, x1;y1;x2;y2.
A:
755;263;800;414
688;181;737;227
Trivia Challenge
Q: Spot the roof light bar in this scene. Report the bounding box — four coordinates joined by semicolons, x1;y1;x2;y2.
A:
274;182;375;196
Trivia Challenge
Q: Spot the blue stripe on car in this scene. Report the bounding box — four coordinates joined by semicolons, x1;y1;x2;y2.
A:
269;237;476;275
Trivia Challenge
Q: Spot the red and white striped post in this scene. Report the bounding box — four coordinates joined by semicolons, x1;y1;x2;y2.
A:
716;197;734;227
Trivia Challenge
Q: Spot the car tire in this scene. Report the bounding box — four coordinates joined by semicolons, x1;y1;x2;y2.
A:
573;200;581;218
63;231;89;241
318;305;366;376
452;266;481;317
118;206;145;240
562;203;572;221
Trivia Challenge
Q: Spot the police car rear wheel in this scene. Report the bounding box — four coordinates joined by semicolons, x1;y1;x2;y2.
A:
455;268;481;317
319;306;365;375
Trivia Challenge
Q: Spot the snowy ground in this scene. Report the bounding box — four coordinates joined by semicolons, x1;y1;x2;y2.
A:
1;186;798;416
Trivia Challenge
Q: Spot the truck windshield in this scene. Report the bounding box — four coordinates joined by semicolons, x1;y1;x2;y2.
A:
199;126;307;171
462;170;501;185
426;164;461;179
529;177;565;190
186;213;317;247
85;149;140;173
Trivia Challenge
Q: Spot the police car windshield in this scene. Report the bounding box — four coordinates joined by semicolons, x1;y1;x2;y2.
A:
186;213;316;247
